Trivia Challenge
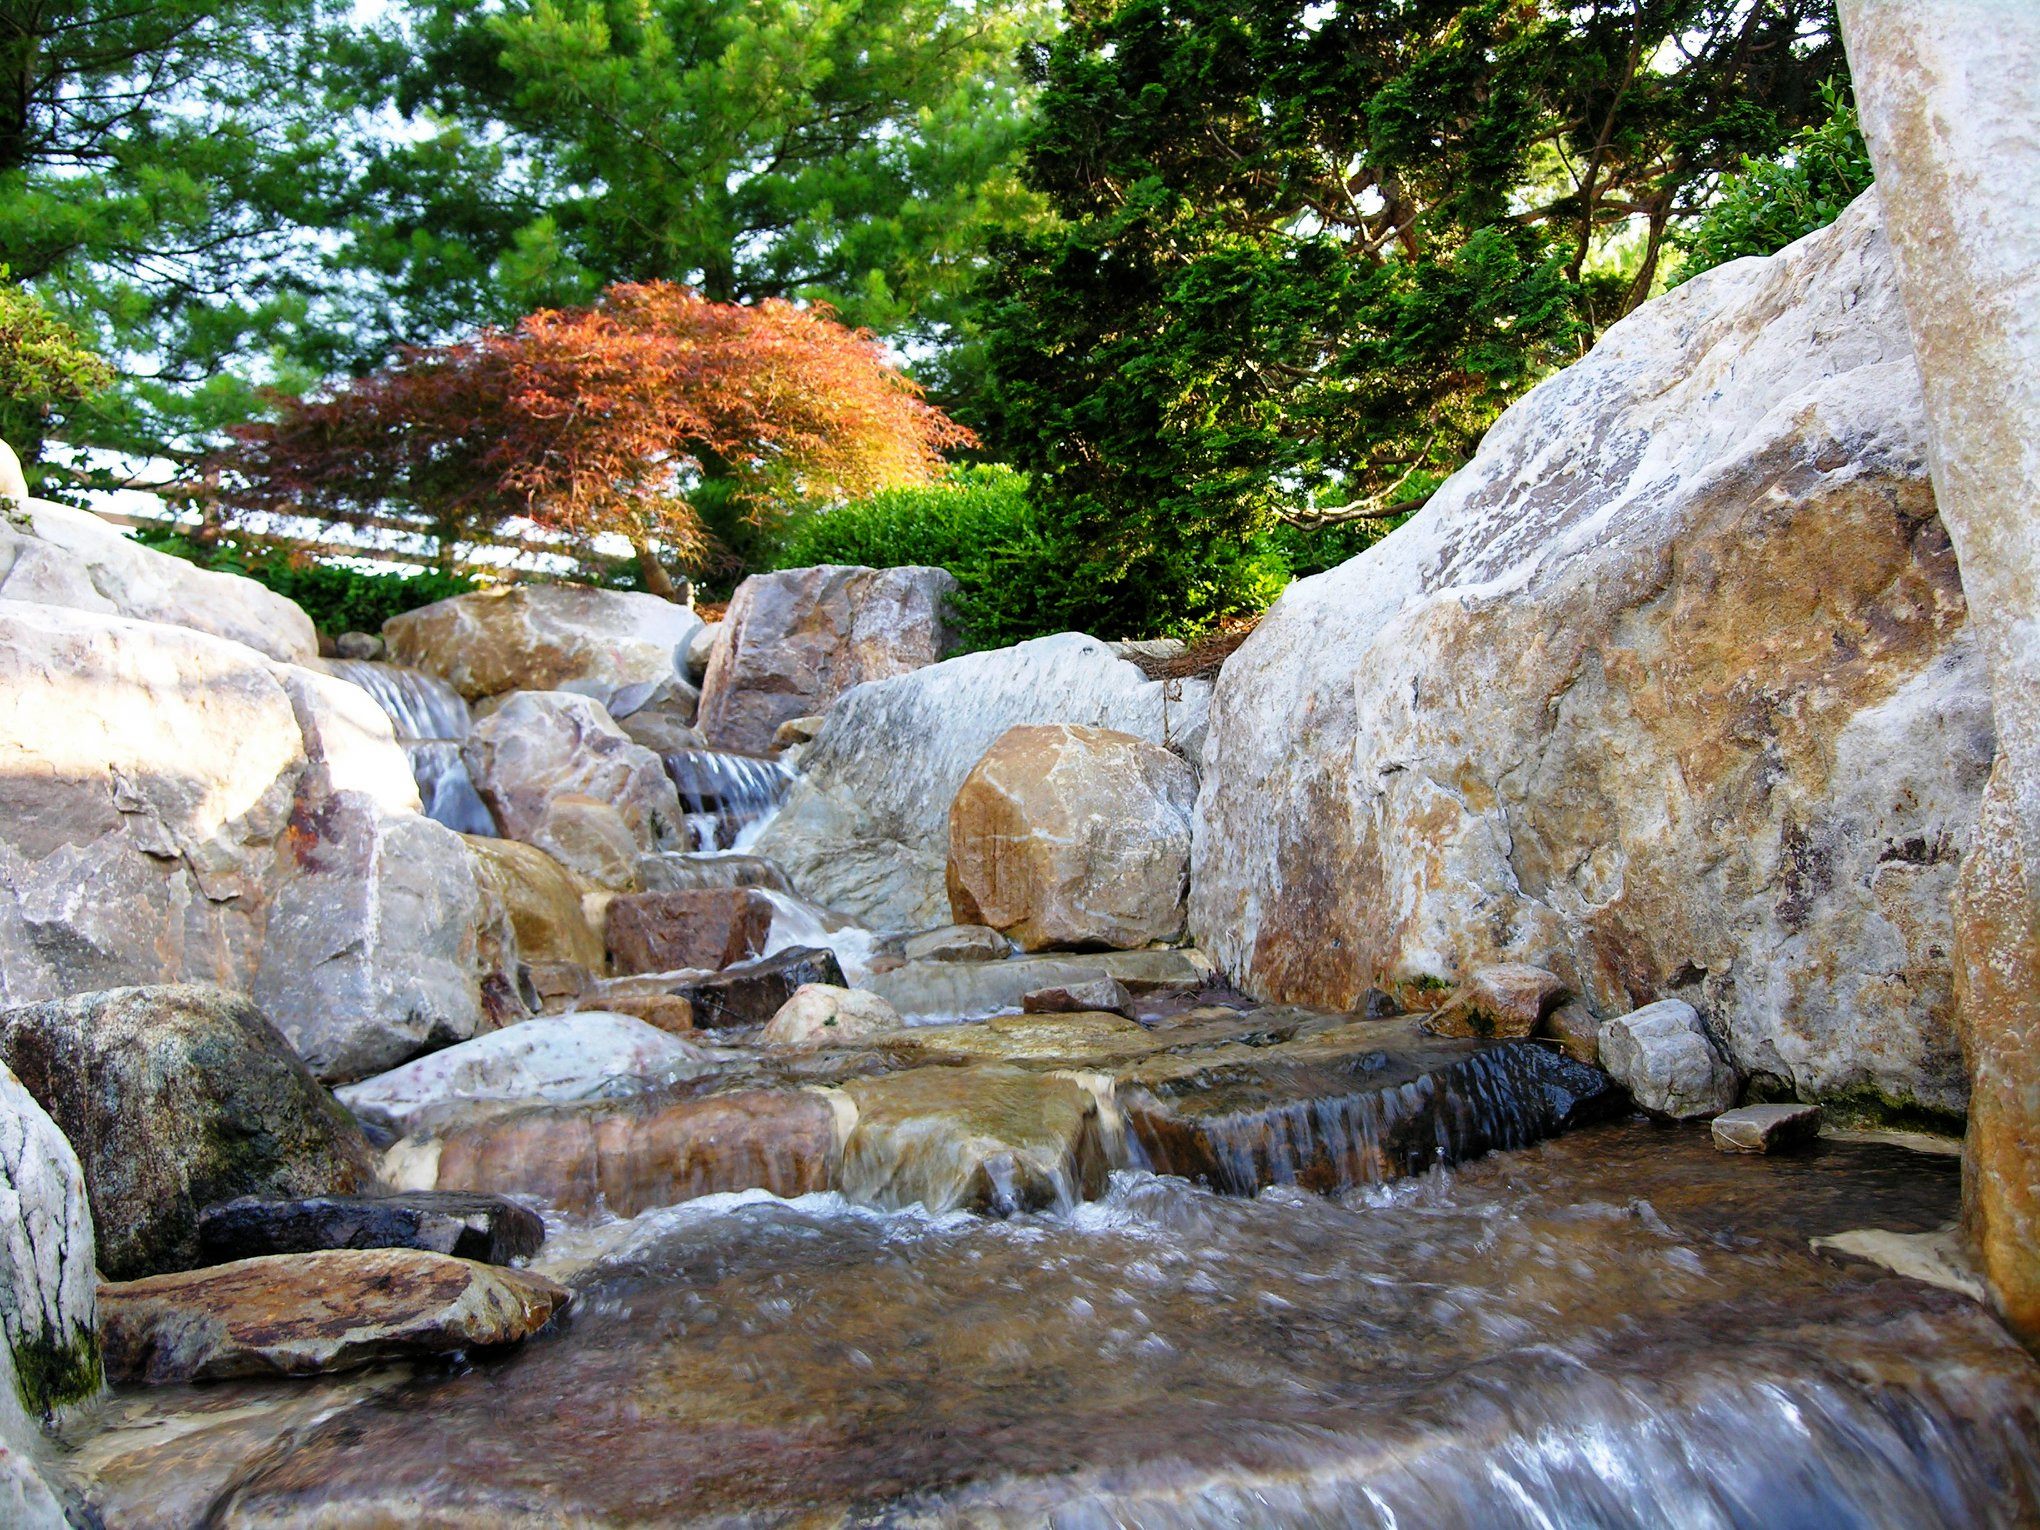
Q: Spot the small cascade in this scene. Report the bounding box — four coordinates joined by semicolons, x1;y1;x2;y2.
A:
323;658;496;836
662;748;795;850
756;890;881;985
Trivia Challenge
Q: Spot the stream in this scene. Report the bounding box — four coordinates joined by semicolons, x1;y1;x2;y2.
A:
67;1121;2040;1526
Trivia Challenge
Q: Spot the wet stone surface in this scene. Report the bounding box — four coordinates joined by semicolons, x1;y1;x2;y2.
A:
62;1124;2040;1525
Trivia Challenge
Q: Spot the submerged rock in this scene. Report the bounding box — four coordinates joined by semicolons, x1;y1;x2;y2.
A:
197;1192;545;1266
1600;1000;1740;1119
336;1012;711;1137
899;925;1013;964
752;633;1211;931
0;497;315;662
697;564;958;754
463;692;685;887
409;1088;840;1217
605;887;777;975
0;1063;99;1417
762;985;902;1049
97;1249;569;1383
0;985;376;1279
635;851;793;895
1190;194;1989;1119
384;583;701;712
948;723;1195;952
838;1065;1109;1216
1711;1103;1821;1155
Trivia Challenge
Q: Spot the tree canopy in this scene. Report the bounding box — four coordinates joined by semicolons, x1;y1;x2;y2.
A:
219;282;972;589
981;0;1848;636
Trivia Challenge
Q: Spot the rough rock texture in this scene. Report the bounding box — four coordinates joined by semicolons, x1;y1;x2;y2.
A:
0;604;486;1081
1191;196;1988;1119
900;925;1013;964
1599;1000;1740;1119
670;947;847;1029
869;948;1213;1023
605;888;776;975
1710;1103;1821;1154
0;986;376;1278
754;634;1212;932
948;724;1196;952
1022;978;1132;1017
409;1088;839;1217
97;1249;569;1383
613;674;705;757
464;836;604;1025
383;583;701;711
463;691;684;887
0;498;315;661
1425;964;1569;1040
696;564;959;754
1841;0;2040;1341
336;1013;710;1137
0;1064;97;1416
761;985;901;1048
197;1192;544;1266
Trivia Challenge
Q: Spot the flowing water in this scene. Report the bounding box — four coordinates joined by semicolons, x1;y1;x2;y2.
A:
662;747;795;850
68;1122;2040;1526
322;659;497;836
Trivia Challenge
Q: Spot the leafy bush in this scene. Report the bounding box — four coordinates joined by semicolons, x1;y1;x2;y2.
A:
1674;86;1874;282
131;529;479;634
0;275;112;486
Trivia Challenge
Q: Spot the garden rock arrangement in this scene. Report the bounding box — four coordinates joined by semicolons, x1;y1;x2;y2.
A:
1191;193;1985;1122
697;562;959;753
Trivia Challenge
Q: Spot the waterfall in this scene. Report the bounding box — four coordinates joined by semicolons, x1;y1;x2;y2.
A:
662;748;795;851
323;658;496;836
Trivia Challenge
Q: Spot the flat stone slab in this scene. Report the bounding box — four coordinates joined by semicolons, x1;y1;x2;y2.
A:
197;1192;544;1267
99;1249;569;1383
1712;1103;1822;1154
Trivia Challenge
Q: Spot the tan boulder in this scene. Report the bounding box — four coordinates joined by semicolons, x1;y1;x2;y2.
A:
761;984;902;1048
462;691;684;887
416;1088;839;1217
697;564;957;754
464;836;604;972
1425;964;1568;1040
948;723;1195;952
1191;195;1988;1121
97;1249;569;1383
383;583;701;711
604;887;777;975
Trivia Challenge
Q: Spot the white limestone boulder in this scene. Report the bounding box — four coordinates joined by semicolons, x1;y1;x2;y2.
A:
761;984;903;1048
0;497;314;661
1190;193;1989;1118
383;583;701;712
1599;1000;1741;1119
462;691;685;888
696;564;958;754
752;633;1211;932
0;1063;97;1415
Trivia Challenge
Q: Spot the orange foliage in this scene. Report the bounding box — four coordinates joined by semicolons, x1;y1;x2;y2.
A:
222;283;974;562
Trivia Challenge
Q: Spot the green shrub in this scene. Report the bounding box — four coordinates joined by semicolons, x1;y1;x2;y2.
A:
1673;86;1873;283
769;466;1082;649
131;529;479;634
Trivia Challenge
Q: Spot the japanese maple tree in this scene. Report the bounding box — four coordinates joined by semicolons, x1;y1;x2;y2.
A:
219;282;973;591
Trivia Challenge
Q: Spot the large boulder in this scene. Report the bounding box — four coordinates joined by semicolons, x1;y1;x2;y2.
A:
0;985;377;1279
97;1249;569;1383
947;723;1195;952
462;691;685;887
1599;999;1741;1119
464;836;605;972
1190;194;1990;1118
383;583;702;713
696;564;958;754
604;887;777;975
0;604;487;1081
0;1064;98;1418
752;634;1212;931
0;498;315;662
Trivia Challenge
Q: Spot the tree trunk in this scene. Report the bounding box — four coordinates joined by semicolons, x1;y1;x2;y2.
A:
1840;0;2040;1345
635;539;681;602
